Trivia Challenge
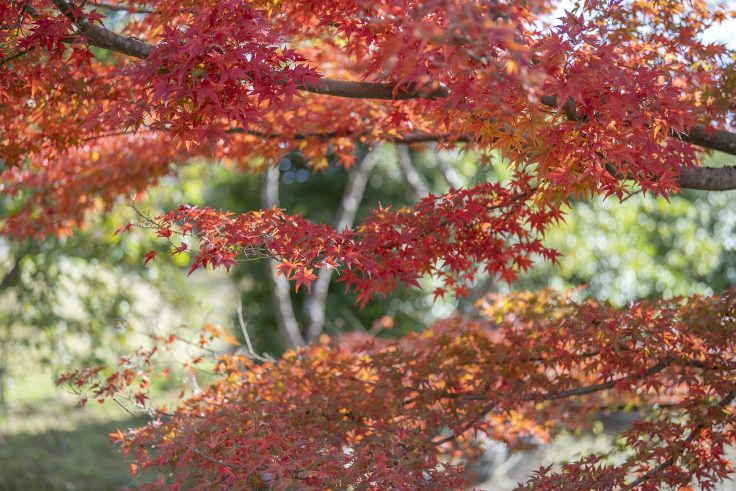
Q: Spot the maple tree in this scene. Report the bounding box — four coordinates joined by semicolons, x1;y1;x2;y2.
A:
2;0;736;488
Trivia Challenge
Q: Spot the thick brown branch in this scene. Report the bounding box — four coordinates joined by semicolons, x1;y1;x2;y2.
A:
540;94;736;157
302;79;449;100
0;253;24;291
90;2;156;14
53;0;153;57
244;128;736;190
49;0;736;158
52;0;445;100
677;165;736;191
678;126;736;156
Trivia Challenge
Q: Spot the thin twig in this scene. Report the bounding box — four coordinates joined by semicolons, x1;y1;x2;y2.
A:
433;401;495;446
111;397;244;470
623;390;736;490
0;46;35;66
236;298;274;362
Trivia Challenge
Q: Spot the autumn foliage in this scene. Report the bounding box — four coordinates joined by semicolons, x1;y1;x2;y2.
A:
60;290;736;489
3;0;734;242
3;0;736;489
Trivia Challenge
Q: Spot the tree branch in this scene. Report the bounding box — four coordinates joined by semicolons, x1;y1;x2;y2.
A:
677;164;736;191
302;79;449;100
623;389;736;490
51;0;446;100
76;121;736;191
676;126;736;156
433;401;495;446
90;2;156;14
244;129;736;191
0;253;24;291
53;0;153;58
534;359;672;402
0;46;36;66
226;128;469;144
47;0;736;161
431;358;674;447
540;94;736;157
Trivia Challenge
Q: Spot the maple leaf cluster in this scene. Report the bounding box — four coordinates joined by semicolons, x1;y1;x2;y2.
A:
2;133;188;238
147;176;561;303
60;289;736;489
1;0;733;246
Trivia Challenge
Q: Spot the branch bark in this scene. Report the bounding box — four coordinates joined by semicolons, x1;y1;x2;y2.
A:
540;94;736;157
301;79;449;100
53;0;153;58
0;261;20;291
0;251;25;291
62;0;736;157
52;0;446;100
90;2;156;14
677;164;736;191
49;0;736;171
261;164;306;349
304;147;380;341
677;126;736;156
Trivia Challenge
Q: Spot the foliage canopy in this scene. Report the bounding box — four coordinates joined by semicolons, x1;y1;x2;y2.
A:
2;0;736;489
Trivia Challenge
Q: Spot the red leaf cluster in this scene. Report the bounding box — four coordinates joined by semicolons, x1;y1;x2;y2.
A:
1;0;732;240
60;289;736;489
149;178;561;302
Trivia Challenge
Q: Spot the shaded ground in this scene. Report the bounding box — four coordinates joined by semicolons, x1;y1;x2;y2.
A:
0;372;158;491
0;417;138;491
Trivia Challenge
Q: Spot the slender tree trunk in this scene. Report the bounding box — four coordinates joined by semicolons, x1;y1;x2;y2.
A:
0;251;24;425
433;146;464;189
261;165;305;349
395;144;429;201
304;147;380;342
0;254;23;292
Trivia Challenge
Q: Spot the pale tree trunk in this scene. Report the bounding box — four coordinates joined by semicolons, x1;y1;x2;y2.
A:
432;145;464;189
304;147;380;342
261;164;306;349
395;144;429;201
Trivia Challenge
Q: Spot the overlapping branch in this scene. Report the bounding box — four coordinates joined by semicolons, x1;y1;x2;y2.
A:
395;144;429;201
50;0;736;164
